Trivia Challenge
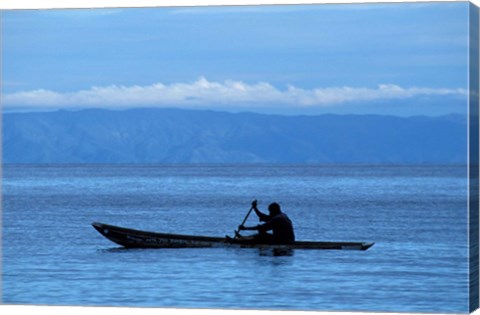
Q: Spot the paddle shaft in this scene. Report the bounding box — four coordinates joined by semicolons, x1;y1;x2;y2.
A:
234;205;254;239
240;206;254;227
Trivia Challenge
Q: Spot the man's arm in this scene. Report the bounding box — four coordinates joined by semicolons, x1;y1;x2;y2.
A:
239;221;273;232
238;224;259;231
252;200;270;222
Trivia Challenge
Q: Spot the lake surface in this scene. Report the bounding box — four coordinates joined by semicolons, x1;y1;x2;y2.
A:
2;164;470;312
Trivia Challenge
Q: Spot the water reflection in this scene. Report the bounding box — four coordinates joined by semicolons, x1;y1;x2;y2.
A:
99;246;295;257
258;248;294;257
98;247;130;253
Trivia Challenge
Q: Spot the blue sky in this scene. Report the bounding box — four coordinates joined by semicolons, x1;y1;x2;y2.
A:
1;2;470;115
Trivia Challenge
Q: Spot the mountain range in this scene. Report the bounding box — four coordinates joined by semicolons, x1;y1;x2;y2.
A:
2;108;468;164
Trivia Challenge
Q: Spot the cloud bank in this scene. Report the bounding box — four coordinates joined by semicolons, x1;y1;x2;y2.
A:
3;77;467;112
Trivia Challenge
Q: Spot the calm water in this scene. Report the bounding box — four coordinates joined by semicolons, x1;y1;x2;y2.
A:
2;164;469;312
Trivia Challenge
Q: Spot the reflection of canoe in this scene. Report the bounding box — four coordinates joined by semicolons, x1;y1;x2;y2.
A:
92;222;374;251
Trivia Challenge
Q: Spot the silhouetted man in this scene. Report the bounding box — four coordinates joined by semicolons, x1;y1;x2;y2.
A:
238;200;295;244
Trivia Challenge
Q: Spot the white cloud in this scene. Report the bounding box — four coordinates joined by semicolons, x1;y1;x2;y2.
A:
2;77;467;111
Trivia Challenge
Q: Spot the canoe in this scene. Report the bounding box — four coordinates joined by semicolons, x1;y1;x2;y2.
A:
92;222;374;251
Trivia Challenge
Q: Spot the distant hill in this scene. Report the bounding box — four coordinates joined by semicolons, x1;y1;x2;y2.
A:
2;108;468;164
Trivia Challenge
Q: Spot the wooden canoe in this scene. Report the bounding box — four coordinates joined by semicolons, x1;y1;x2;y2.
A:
92;222;374;250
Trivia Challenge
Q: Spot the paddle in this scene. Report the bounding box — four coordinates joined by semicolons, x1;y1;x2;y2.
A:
233;199;257;239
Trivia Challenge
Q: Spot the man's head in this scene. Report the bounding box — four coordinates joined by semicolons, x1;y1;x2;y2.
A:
268;202;281;216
